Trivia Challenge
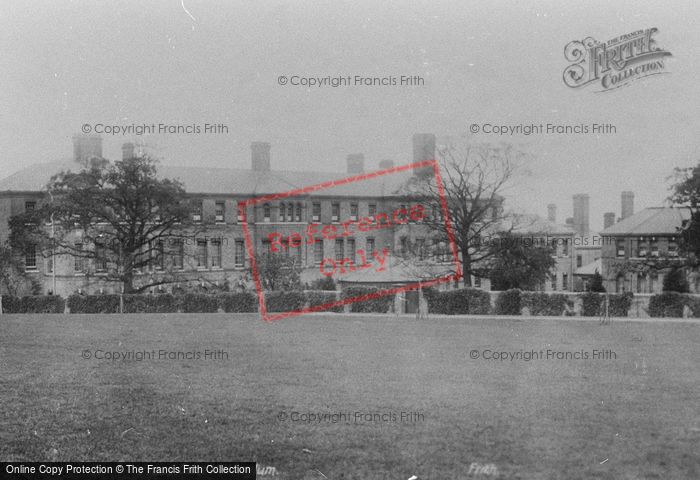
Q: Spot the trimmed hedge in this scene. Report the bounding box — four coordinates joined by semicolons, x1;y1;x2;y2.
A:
306;290;343;313
123;294;178;313
217;292;258;313
179;293;220;313
495;289;521;315
265;291;306;313
67;294;121;313
424;287;491;315
648;292;697;318
342;286;394;313
521;292;570;316
580;292;633;317
1;295;66;314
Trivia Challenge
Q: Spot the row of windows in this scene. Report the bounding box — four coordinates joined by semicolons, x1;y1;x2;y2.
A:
25;239;248;273
615;237;678;258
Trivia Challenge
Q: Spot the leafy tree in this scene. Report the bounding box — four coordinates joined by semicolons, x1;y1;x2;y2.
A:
588;270;606;292
487;232;556;291
0;244;41;296
9;154;197;293
251;253;302;291
669;162;700;263
662;267;689;293
310;276;336;291
402;136;527;286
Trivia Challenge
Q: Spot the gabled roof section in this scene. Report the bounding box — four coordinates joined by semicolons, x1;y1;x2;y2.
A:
600;207;691;236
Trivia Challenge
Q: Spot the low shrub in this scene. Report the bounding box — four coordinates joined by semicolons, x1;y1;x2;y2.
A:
179;293;220;313
521;292;570;316
495;289;521;315
424;288;491;315
305;290;343;313
342;286;394;313
123;294;178;313
580;292;633;317
67;294;120;314
1;295;65;313
649;292;692;318
265;291;306;313
217;292;258;313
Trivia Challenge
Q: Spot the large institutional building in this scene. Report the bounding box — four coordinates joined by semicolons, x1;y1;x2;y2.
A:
1;134;697;297
0;134;455;296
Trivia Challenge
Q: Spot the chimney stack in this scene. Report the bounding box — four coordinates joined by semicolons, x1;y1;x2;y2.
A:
72;134;103;163
121;142;135;160
621;191;634;220
346;154;365;174
572;194;590;236
412;133;435;177
379;159;394;170
547;203;557;223
603;212;616;229
251;142;271;172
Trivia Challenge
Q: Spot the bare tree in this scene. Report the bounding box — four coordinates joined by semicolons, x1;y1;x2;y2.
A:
400;138;527;286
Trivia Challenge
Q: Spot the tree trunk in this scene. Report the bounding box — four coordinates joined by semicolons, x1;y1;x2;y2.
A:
461;253;472;287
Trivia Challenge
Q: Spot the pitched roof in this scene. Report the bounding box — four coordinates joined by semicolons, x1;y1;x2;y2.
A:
0;160;413;198
600;207;691;236
575;258;602;276
506;213;575;235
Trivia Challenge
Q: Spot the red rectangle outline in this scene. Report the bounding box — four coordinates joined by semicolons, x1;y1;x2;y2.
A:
238;159;462;321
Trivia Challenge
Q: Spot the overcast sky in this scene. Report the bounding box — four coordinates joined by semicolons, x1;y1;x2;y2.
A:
1;0;699;231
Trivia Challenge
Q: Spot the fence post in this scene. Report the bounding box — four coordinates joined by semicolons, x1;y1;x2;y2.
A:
119;294;124;314
0;295;3;315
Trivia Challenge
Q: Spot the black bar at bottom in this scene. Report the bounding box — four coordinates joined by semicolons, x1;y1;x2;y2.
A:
1;462;256;480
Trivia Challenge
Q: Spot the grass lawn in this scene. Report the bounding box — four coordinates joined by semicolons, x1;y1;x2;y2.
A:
1;313;699;479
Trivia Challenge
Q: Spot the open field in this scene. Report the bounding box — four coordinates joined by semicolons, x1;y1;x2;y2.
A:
1;313;699;479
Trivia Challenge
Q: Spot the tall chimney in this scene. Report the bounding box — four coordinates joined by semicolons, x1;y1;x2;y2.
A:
572;194;590;236
346;154;364;174
412;133;435;177
379;159;394;170
603;212;616;229
251;142;271;172
121;142;135;160
72;134;103;163
547;203;557;223
621;191;634;220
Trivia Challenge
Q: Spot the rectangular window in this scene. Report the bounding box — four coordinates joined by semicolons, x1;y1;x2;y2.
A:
263;203;271;222
400;236;408;256
368;203;377;218
95;241;107;272
295;203;302;222
347;238;356;264
562;239;569;256
474;276;481;288
25;201;36;213
211;240;222;268
335;239;344;261
576;255;582;268
314;240;323;264
237;204;245;223
650;238;659;257
235;240;245;267
192;201;202;223
74;243;85;273
172;239;184;270
46;255;53;274
366;237;375;256
551;274;557;291
562;273;569;291
25;244;37;270
197;240;207;268
350;203;358;221
331;203;340;222
312;203;321;222
215;201;225;223
668;240;678;257
616;239;625;257
279;203;286;222
287;203;294;222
